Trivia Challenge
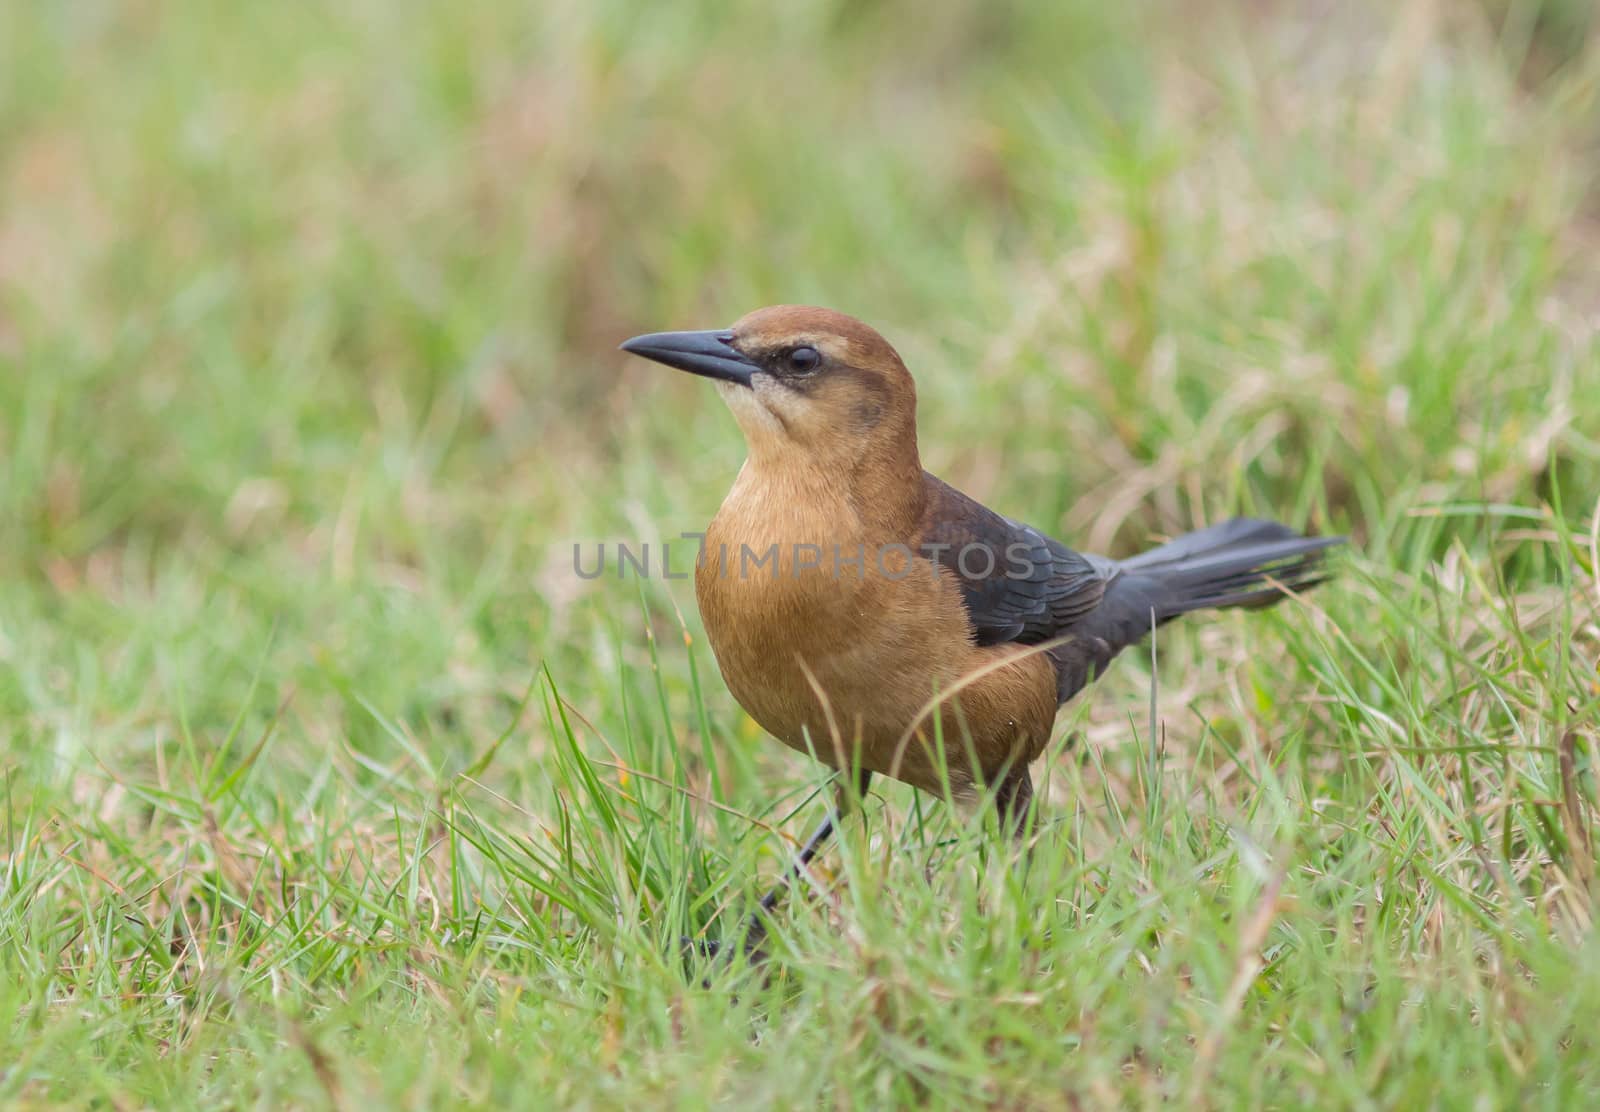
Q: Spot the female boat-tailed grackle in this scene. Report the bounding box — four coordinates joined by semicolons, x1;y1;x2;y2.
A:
622;305;1340;925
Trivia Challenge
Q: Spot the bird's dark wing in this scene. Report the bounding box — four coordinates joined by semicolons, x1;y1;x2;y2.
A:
918;474;1119;646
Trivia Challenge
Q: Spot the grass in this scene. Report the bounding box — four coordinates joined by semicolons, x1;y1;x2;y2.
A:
2;0;1599;1105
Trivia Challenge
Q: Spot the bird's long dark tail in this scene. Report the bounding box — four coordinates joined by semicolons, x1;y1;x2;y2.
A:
1118;517;1342;622
1048;518;1341;703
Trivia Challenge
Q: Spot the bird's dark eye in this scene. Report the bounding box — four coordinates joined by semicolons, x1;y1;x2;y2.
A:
786;345;821;374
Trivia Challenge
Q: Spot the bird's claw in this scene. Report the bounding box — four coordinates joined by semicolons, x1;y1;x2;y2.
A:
679;918;770;978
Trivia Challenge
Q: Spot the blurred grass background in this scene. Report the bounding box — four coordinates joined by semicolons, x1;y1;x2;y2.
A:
2;0;1599;1106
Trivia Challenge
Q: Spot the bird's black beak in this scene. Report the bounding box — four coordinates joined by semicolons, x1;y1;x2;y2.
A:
619;329;756;388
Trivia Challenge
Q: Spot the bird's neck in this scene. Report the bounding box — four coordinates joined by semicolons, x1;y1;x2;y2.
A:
697;434;926;678
731;433;925;543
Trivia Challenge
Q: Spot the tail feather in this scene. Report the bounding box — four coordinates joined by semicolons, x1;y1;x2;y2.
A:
1046;518;1342;703
1119;517;1308;571
1119;517;1341;621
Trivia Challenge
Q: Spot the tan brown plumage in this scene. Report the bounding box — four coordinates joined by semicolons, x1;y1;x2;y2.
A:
622;305;1340;855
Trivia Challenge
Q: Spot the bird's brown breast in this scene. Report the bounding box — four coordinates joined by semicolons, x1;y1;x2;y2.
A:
695;463;1058;793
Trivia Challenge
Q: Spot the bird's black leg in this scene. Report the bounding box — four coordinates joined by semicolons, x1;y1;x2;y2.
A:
755;806;842;914
995;767;1035;840
747;767;872;929
688;769;873;965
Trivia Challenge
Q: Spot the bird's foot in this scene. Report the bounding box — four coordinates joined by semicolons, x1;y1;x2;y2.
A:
679;914;770;979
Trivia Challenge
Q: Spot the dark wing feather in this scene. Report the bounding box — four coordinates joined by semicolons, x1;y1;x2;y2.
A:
919;475;1118;646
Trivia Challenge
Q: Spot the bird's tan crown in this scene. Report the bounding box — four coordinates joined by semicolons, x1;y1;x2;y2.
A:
730;305;906;374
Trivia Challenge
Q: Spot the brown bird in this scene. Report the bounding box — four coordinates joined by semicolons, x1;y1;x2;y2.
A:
622;305;1339;917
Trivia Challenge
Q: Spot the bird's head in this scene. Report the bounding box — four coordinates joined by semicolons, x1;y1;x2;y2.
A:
621;306;919;476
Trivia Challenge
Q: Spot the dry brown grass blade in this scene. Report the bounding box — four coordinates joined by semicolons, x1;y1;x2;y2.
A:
1557;730;1595;896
